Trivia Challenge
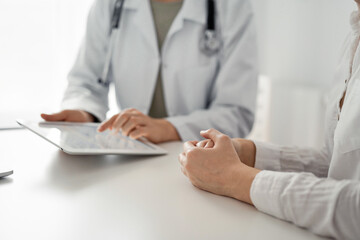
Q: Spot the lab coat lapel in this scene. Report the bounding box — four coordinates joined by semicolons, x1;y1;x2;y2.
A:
163;0;206;52
131;0;159;58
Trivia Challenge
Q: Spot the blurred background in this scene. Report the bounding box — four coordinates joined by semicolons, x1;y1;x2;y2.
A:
0;0;355;147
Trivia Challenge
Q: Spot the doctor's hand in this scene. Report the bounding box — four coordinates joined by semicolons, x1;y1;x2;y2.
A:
97;108;180;143
41;110;96;123
178;129;260;205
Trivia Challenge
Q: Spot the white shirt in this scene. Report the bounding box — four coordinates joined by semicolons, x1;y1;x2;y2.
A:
250;11;360;240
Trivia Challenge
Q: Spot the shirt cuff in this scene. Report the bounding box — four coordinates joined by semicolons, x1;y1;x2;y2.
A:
253;141;282;171
250;170;286;220
166;116;200;142
61;99;107;122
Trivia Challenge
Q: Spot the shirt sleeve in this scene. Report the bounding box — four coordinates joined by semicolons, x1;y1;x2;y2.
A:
167;0;258;141
61;0;115;121
250;171;360;240
254;141;330;178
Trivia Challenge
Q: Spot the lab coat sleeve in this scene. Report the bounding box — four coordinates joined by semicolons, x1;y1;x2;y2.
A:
250;170;360;240
254;141;330;178
167;0;258;141
61;0;115;121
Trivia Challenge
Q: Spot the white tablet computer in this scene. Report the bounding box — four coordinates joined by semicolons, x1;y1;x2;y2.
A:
17;120;167;155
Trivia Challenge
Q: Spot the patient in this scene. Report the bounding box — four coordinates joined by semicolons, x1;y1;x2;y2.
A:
179;1;360;239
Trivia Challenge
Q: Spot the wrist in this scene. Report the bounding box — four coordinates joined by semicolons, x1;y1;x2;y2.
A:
231;139;256;167
82;111;96;122
158;119;181;142
231;165;260;205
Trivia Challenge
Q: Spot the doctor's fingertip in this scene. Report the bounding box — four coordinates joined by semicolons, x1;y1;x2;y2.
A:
40;113;49;120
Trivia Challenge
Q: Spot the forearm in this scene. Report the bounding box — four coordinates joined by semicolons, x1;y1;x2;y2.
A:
250;171;360;239
253;141;329;176
231;166;260;205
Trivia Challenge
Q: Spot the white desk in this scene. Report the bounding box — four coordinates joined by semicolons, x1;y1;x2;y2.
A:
0;130;327;240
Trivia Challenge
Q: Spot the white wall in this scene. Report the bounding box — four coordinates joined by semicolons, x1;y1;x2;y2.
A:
250;0;355;147
0;0;93;119
252;0;354;86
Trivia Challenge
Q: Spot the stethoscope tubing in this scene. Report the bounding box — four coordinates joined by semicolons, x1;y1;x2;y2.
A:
98;0;220;86
98;0;124;86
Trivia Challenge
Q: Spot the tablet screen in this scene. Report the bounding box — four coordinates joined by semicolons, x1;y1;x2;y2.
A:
17;120;167;155
38;122;153;151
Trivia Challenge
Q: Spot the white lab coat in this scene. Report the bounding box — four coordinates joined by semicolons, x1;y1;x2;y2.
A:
250;11;360;240
62;0;258;141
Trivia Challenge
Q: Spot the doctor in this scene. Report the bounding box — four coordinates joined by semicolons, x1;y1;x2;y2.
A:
41;0;258;143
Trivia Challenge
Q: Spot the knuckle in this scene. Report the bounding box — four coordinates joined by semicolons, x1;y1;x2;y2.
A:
219;134;230;142
110;115;118;121
120;113;129;121
129;116;138;124
128;108;139;114
131;129;142;138
186;148;198;159
184;141;191;146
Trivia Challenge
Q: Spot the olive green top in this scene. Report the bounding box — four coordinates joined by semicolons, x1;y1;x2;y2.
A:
148;0;183;119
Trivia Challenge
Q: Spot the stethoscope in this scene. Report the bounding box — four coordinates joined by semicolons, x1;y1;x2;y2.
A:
98;0;221;86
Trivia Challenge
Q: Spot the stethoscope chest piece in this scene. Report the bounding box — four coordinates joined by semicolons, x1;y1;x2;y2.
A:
200;0;221;56
200;29;222;57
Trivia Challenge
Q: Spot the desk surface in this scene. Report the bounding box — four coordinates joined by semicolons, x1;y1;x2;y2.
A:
0;130;326;240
